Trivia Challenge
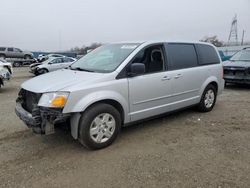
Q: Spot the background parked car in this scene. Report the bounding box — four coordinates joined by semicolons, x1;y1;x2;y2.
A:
218;50;232;61
0;47;34;59
223;47;250;85
0;66;11;88
0;59;13;75
37;54;66;62
30;57;76;75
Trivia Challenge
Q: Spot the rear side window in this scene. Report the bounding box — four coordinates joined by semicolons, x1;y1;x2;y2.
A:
63;57;74;62
7;48;14;52
196;44;220;65
0;47;6;51
166;44;198;70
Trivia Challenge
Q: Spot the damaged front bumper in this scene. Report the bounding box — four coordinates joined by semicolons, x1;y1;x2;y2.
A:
15;102;70;135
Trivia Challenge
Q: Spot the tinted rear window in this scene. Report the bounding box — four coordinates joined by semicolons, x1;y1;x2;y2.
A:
166;44;198;70
0;47;6;51
196;44;220;65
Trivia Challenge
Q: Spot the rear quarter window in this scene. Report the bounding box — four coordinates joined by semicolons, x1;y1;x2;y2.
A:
166;43;198;70
196;44;220;65
0;47;6;51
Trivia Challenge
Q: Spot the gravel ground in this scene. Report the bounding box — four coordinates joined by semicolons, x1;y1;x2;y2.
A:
0;67;250;188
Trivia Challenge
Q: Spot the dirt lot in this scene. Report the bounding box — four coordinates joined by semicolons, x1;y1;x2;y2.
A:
0;67;250;188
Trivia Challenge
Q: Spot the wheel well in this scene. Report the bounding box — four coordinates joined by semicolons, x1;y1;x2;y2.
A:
209;81;218;92
86;99;125;124
40;68;49;72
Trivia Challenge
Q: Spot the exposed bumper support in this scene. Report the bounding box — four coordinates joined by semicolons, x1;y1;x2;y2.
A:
15;102;70;135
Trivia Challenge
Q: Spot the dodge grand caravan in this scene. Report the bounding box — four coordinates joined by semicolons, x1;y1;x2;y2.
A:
15;41;224;149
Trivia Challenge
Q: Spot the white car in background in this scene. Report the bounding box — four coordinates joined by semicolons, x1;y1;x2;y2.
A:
37;54;66;62
30;57;76;75
0;66;11;88
0;59;13;76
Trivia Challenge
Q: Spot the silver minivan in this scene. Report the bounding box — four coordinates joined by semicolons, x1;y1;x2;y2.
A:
15;41;224;149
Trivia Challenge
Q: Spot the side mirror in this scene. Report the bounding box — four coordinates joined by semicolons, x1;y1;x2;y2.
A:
128;63;145;76
48;62;52;65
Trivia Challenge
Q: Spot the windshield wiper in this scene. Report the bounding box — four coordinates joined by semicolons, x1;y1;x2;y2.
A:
70;66;94;72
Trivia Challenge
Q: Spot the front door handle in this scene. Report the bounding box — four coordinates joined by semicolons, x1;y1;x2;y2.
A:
174;74;182;79
162;75;171;81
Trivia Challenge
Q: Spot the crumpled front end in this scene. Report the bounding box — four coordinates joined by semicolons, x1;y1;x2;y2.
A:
15;89;70;134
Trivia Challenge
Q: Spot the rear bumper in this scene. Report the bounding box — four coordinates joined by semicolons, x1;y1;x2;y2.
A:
15;102;70;134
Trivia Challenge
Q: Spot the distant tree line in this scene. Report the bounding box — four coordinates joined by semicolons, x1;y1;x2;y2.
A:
200;36;224;47
200;35;250;47
70;43;102;55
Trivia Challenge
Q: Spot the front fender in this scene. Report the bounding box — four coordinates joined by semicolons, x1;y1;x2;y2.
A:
65;90;129;140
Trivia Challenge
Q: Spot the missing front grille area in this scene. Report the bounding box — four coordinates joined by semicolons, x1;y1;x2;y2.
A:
19;89;41;113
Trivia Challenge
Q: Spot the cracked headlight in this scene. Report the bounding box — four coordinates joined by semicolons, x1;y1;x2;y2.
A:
38;92;69;108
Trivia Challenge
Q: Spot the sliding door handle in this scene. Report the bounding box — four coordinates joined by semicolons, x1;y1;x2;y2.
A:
161;76;171;81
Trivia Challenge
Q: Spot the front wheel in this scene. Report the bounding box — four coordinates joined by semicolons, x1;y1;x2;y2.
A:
78;103;121;150
197;84;217;112
37;68;48;75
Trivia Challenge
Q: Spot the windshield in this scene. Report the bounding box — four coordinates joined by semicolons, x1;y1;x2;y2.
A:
230;49;250;61
70;43;140;73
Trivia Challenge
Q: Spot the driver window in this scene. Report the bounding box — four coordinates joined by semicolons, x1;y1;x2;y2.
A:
131;45;165;74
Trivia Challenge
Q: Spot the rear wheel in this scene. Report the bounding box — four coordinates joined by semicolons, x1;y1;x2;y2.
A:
197;84;217;112
78;103;121;150
0;54;6;59
24;55;32;59
13;62;22;67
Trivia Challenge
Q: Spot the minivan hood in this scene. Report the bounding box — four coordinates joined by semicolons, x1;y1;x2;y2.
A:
223;60;250;67
22;69;107;93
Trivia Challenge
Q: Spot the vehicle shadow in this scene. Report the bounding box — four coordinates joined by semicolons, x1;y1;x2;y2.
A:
121;108;195;135
225;83;250;90
35;107;197;152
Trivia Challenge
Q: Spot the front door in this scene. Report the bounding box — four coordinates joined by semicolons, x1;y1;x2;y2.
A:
128;44;173;122
49;58;64;71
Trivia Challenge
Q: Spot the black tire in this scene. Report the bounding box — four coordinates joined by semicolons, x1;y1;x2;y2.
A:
24;55;32;59
197;84;217;112
13;62;22;67
0;54;6;59
78;103;121;150
38;68;48;75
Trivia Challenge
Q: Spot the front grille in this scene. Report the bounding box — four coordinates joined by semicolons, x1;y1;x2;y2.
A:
224;67;246;76
18;89;42;113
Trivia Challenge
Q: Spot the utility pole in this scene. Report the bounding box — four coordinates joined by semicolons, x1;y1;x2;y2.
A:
228;14;238;46
241;30;245;46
